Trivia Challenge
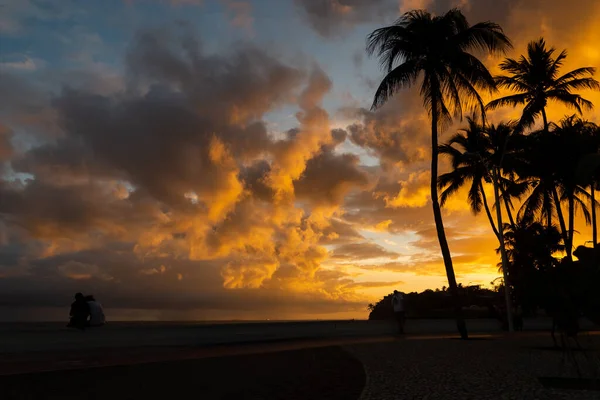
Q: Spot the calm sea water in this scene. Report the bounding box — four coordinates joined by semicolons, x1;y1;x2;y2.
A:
0;319;362;332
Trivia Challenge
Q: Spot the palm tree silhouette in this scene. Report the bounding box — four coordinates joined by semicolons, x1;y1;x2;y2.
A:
515;117;595;259
366;9;511;339
515;131;559;228
550;116;595;258
499;221;563;314
486;38;599;132
576;137;600;248
438;117;499;236
439;119;519;330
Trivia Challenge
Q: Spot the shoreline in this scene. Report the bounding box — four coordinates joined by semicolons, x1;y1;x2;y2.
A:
0;317;596;355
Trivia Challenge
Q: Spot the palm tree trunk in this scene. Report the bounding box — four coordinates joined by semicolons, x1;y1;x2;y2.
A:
552;188;571;260
568;194;575;258
542;108;549;133
498;184;516;229
592;185;597;248
493;168;514;332
481;182;499;238
504;197;516;228
430;102;468;340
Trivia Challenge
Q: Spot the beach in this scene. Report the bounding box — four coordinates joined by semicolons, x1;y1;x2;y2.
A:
2;319;600;399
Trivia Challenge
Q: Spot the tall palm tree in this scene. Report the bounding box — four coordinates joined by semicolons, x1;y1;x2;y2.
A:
439;120;520;331
486;122;519;331
577;151;600;248
551;116;595;258
486;38;600;132
575;123;600;248
516;118;594;259
367;9;511;339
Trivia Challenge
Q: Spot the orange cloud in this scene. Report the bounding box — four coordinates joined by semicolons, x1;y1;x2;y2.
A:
384;171;430;208
6;1;600;320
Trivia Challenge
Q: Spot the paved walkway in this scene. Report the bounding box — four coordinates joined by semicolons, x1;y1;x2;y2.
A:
347;333;600;400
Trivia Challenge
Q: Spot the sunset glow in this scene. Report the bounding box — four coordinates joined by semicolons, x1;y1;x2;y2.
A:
1;0;600;321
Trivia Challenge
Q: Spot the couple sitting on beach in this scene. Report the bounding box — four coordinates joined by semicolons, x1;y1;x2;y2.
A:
67;292;106;330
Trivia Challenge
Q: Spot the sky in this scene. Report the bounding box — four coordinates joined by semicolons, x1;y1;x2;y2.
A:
1;0;600;321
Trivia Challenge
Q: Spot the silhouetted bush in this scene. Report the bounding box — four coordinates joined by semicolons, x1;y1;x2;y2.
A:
368;286;501;320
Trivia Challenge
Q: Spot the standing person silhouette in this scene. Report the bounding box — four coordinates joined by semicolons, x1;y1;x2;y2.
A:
391;290;406;334
67;293;90;330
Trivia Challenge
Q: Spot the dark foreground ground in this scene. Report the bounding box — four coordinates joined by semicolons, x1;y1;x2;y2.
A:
347;332;600;400
1;346;365;400
3;332;600;400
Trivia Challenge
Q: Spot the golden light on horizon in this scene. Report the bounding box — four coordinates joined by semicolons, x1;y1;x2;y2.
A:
1;0;600;320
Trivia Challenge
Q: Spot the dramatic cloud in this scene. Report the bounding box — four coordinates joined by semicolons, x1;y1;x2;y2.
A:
0;24;380;319
3;0;600;320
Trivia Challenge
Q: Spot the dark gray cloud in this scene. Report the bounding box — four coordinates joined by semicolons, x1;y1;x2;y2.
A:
332;242;400;260
294;148;370;207
0;25;380;318
0;244;366;319
319;218;364;245
293;0;397;37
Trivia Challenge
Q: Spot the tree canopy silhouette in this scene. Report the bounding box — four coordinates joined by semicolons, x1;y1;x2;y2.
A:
486;38;600;131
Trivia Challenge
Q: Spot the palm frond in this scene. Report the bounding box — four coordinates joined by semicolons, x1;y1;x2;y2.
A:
499;57;526;74
453;21;512;54
371;59;422;110
439;176;465;206
555;67;598;85
438;66;463;118
548;91;594;114
548;49;567;79
486;93;528;110
467;178;483;213
366;24;410;57
494;75;533;93
574;194;592;225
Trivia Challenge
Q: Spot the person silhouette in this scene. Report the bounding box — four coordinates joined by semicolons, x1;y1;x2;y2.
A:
67;293;90;330
85;295;106;327
391;290;406;334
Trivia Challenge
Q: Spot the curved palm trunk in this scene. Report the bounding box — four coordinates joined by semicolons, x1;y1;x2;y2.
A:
543;191;552;228
541;108;549;133
568;194;575;257
493;170;514;332
592;185;597;247
504;197;516;228
552;188;571;260
498;184;516;229
431;104;468;340
481;182;499;238
541;108;554;231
